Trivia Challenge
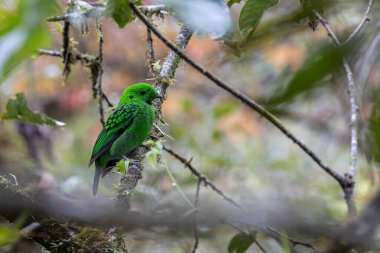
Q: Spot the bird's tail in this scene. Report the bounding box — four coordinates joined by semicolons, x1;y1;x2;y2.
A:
93;165;103;196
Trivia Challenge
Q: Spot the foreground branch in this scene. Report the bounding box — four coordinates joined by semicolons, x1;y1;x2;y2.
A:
0;176;126;253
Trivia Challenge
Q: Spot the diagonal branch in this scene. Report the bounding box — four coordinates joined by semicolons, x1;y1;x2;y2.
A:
163;146;316;251
129;2;345;186
191;179;201;253
163;145;242;209
343;0;373;44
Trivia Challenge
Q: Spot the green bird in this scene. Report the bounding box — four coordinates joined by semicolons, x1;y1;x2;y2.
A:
88;83;161;195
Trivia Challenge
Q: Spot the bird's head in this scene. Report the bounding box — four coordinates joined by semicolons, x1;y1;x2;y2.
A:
120;83;162;105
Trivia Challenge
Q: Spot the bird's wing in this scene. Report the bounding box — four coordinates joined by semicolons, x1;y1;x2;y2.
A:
88;103;137;167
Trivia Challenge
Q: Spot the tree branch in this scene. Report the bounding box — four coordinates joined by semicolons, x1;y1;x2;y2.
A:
38;49;94;64
129;2;345;187
343;0;373;44
191;179;201;253
95;22;105;126
314;11;358;215
38;48;114;107
163;146;317;251
146;23;157;78
45;5;168;22
0;176;126;253
268;228;316;250
162;145;242;209
116;24;193;207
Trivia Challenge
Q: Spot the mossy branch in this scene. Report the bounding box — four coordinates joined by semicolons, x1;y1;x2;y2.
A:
0;176;127;252
115;25;193;207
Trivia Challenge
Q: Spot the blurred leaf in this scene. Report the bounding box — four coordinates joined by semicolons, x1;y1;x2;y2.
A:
266;45;345;106
105;0;135;28
227;0;243;7
223;7;308;55
300;0;325;30
0;1;23;36
146;151;158;171
212;129;223;142
116;160;129;175
364;92;380;163
300;0;325;14
145;139;163;171
159;0;232;39
239;0;279;35
228;232;254;253
0;0;57;83
66;1;104;34
213;101;238;119
0;225;20;247
1;93;65;127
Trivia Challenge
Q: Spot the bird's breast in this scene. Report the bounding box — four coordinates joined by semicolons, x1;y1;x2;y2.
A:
110;103;154;157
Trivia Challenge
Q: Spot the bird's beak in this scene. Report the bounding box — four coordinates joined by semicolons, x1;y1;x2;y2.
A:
155;94;163;100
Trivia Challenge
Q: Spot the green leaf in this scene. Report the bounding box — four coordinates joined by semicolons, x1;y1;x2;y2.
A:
213;101;238;119
0;1;24;36
1;93;65;127
300;0;325;30
145;139;163;171
238;0;279;35
0;225;20;247
0;0;57;83
227;0;243;8
363;92;380;164
266;45;345;106
228;232;255;253
105;0;133;28
116;160;129;175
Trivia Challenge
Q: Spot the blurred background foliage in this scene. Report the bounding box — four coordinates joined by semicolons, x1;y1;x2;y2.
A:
1;0;380;252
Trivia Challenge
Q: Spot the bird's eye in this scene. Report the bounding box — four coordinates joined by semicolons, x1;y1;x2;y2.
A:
129;95;133;99
139;90;146;95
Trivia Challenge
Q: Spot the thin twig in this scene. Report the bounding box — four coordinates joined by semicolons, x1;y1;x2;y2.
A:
130;2;344;185
162;145;243;209
38;48;114;108
140;5;168;15
62;20;71;78
343;0;374;44
38;49;94;64
46;14;68;22
96;22;105;126
225;223;267;253
146;24;157;78
164;146;316;250
102;93;114;107
314;11;358;215
191;179;201;253
268;228;316;250
254;238;268;253
46;5;168;22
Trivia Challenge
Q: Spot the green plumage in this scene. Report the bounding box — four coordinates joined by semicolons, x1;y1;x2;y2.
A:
88;83;160;195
